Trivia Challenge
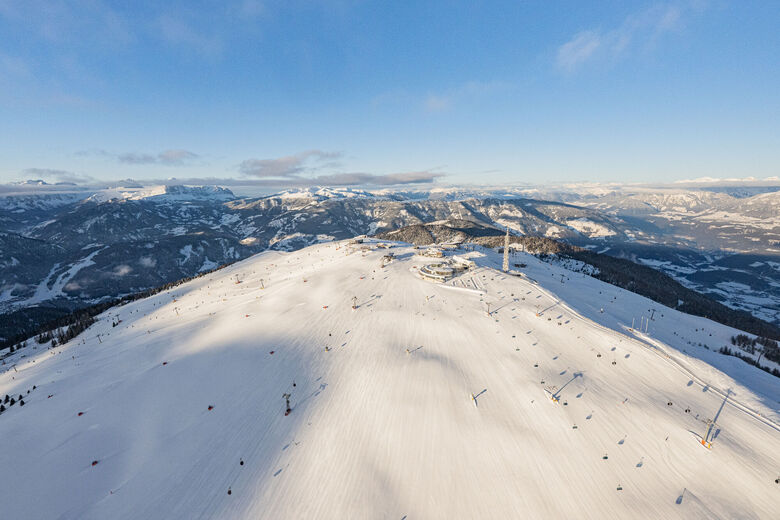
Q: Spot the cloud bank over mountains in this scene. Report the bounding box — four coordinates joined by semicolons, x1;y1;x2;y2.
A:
16;148;446;189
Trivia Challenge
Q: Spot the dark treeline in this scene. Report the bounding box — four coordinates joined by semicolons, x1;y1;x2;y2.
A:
719;346;780;378
1;261;233;354
730;334;780;364
565;249;780;341
480;235;780;342
32;313;96;348
468;233;780;341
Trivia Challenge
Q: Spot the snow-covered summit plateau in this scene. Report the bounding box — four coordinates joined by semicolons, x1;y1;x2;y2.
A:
1;240;778;519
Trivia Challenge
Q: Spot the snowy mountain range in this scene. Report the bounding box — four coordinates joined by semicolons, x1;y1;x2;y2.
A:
1;240;778;519
1;183;779;345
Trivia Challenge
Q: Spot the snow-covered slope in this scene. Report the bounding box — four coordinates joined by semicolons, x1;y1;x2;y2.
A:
1;241;778;519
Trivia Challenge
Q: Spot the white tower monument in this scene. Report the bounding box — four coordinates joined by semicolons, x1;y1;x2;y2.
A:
502;227;510;272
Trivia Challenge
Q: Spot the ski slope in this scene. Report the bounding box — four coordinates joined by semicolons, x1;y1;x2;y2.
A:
1;240;778;519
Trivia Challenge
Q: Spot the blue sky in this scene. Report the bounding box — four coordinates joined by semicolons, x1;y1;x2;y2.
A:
1;0;778;188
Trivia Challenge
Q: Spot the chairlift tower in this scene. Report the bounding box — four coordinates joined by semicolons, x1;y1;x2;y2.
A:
502;227;510;273
702;419;716;449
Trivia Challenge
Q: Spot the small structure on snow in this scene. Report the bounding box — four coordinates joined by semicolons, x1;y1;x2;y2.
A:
420;263;455;282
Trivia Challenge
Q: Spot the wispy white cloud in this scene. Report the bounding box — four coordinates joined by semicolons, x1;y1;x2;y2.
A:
374;81;510;112
0;0;133;46
236;0;265;18
239;150;343;178
237;150;444;186
313;170;445;185
556;2;697;73
119;149;200;166
209;170;445;187
21;168;96;184
424;80;511;112
424;94;451;112
556;31;602;72
157;14;224;58
0;1;132;107
79;149;201;166
57;148;444;187
43;171;444;188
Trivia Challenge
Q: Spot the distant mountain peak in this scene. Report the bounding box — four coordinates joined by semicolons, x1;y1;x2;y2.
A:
86;184;235;203
14;179;50;186
268;186;379;201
